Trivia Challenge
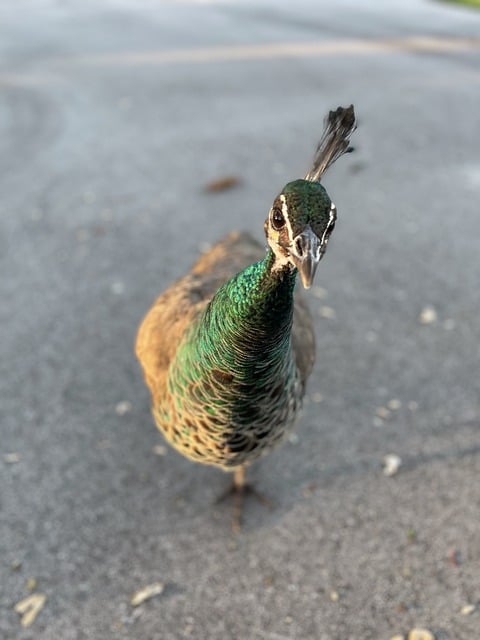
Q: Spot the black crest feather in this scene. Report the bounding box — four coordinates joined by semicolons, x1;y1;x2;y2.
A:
305;105;356;183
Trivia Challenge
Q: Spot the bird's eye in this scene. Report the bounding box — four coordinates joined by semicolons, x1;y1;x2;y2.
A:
271;208;286;230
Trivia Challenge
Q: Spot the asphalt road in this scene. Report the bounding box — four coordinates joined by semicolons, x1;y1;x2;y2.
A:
1;1;480;639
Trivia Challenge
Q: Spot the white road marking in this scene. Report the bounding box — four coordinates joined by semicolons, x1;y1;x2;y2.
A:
68;36;480;67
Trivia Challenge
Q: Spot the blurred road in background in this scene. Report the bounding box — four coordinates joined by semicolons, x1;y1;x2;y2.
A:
1;1;480;638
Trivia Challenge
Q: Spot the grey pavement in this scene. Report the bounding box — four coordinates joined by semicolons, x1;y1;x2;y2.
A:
1;1;480;638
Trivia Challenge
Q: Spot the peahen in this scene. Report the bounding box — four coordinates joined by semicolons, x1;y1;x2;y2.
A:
135;105;356;529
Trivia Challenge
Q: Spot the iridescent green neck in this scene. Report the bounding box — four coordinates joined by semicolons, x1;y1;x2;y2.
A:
204;249;295;357
176;250;297;382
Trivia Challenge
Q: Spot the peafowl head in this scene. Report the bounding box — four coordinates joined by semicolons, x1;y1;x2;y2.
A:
265;180;336;289
264;105;356;289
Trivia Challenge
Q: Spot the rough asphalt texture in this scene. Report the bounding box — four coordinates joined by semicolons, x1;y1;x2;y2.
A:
1;1;480;638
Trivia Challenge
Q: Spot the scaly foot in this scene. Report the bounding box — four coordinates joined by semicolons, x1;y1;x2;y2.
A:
216;466;272;533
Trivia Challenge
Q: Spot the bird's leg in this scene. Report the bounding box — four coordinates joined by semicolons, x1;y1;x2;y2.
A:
216;465;271;533
231;466;247;534
233;464;246;491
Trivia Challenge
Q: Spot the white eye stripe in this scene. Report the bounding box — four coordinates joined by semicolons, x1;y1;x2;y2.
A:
279;194;288;218
329;202;337;222
320;203;336;246
279;194;294;242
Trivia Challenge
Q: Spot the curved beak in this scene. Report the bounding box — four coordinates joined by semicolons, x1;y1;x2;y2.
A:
290;226;321;289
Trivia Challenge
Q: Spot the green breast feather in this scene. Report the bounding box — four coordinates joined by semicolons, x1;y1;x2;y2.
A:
155;250;302;468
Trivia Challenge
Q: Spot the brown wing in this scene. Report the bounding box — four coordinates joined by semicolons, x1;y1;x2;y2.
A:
135;230;315;400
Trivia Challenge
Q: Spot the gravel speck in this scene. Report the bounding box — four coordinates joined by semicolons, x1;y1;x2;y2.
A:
460;603;476;615
115;401;132;416
408;629;435;640
383;454;402;477
319;305;336;319
130;582;165;607
418;306;437;325
14;593;47;628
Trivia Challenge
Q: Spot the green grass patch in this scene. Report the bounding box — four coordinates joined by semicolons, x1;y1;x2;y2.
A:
440;0;480;8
